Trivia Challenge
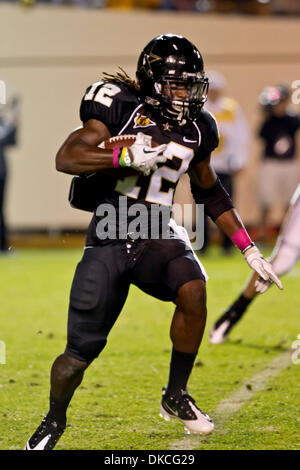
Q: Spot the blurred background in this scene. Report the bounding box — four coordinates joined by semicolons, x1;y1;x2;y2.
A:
1;0;300;250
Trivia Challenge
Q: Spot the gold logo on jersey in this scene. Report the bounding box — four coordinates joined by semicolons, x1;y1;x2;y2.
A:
133;114;156;129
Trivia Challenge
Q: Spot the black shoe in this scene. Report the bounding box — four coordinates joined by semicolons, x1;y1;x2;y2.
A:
24;416;66;450
210;309;240;344
160;387;214;434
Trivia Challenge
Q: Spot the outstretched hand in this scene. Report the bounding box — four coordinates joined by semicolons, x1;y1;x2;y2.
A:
243;246;283;293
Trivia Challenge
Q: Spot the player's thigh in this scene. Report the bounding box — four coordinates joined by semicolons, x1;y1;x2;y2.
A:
66;245;130;361
132;238;206;302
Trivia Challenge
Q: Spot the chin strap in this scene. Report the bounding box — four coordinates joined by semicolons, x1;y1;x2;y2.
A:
144;95;188;125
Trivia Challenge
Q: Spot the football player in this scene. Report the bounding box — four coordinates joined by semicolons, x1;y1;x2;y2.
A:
25;34;282;450
210;183;300;344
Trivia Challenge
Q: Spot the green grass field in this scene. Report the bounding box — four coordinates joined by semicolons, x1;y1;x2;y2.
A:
0;248;299;450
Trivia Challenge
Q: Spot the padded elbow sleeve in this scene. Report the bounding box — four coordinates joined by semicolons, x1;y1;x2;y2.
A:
190;178;234;222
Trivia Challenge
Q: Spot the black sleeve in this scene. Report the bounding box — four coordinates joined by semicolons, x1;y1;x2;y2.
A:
79;81;139;136
190;178;234;222
193;109;219;163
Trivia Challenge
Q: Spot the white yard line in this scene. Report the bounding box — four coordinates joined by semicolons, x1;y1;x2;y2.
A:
169;349;292;450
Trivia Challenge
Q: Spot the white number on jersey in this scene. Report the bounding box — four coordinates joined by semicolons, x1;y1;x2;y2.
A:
114;141;194;206
84;82;121;108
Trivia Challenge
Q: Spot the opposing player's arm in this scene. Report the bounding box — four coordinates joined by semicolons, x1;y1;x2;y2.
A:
56;119;116;175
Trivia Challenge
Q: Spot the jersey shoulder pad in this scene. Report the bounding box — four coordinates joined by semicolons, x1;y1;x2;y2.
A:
80;81;140;135
198;107;219;135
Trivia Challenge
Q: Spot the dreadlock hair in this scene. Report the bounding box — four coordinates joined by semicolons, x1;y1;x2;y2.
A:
102;66;154;118
101;67;140;93
101;67;171;136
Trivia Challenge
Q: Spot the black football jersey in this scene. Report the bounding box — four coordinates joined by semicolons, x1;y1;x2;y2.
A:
80;80;219;244
80;80;219;206
259;114;300;161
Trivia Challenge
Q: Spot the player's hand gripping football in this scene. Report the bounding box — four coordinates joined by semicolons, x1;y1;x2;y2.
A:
243;245;283;293
128;132;167;176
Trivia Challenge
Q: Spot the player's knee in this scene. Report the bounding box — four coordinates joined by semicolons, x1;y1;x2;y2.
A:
78;336;107;361
52;352;90;381
176;279;207;319
67;332;107;363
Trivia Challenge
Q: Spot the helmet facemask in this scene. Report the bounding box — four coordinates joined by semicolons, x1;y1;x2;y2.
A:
146;73;208;123
150;74;208;123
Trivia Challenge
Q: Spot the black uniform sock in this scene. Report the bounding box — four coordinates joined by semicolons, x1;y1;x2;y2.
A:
166;348;197;395
216;293;253;329
228;293;253;321
46;392;71;427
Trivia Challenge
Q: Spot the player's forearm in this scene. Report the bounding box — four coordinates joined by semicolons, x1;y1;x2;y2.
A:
214;208;244;238
56;143;115;175
215;208;258;255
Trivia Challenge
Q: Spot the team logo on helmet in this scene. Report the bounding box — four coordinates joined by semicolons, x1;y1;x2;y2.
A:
138;44;161;78
133;113;156;129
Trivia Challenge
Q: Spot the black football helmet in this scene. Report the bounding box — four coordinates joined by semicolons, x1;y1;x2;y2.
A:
136;34;208;122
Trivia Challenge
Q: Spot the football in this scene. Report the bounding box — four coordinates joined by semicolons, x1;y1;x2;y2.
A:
100;134;158;149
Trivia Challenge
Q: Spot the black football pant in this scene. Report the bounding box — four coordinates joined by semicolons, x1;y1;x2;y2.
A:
65;237;205;362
